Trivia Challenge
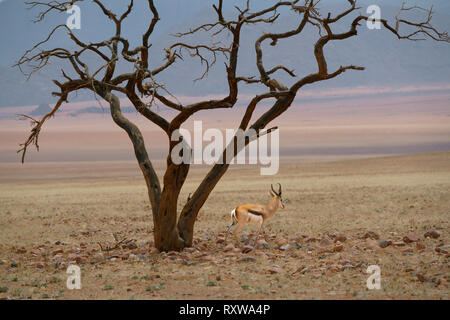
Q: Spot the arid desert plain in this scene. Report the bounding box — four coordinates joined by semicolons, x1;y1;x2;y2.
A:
0;92;449;299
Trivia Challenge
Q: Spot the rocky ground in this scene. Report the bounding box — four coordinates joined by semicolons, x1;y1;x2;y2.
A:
0;152;449;299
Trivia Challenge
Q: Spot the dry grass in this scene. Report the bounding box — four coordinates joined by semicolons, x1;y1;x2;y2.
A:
0;151;449;300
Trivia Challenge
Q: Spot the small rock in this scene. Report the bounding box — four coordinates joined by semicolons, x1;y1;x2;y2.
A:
333;244;344;252
340;264;355;271
129;253;138;261
416;242;426;250
363;231;380;240
51;249;64;255
35;262;46;269
365;239;379;250
123;242;138;250
93;253;105;262
149;247;159;254
334;234;347;243
402;248;414;253
403;233;420;243
30;249;41;257
417;273;427;282
256;239;270;250
15;247;27;254
241;246;254;254
224;244;235;252
279;243;291;251
435;247;448;254
10;262;18;268
276;238;288;247
71;247;81;254
378;240;390;248
292;266;309;275
138;241;147;247
392;241;406;247
52;254;63;262
268;266;283;274
319;238;331;246
424;230;440;239
237;256;256;263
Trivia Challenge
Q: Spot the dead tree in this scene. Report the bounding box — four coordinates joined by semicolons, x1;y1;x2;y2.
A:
16;0;449;251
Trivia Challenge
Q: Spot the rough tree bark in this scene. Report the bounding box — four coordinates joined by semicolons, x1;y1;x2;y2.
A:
17;0;449;251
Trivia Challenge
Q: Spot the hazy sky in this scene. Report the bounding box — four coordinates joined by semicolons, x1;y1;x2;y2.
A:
1;0;449;65
0;0;449;107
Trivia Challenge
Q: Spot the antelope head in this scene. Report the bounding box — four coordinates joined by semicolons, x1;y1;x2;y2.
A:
270;183;285;209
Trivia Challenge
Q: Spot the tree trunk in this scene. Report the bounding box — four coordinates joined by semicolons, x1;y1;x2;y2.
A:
153;152;190;251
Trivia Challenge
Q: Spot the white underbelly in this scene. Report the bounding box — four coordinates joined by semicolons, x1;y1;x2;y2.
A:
247;213;263;223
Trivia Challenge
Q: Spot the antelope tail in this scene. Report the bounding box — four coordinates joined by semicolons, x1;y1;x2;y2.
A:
226;208;238;234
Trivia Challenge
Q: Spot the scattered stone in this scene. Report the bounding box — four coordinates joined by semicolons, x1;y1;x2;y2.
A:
35;262;45;269
333;244;344;252
392;241;406;247
10;262;18;268
15;247;27;254
256;239;270;250
365;239;379;250
279;243;291;251
363;231;380;240
52;254;63;263
224;244;235;252
93;253;105;262
128;253;139;262
51;248;64;255
340;264;355;271
30;249;41;257
417;273;427;282
237;256;256;263
424;230;441;239
123;242;138;250
268;266;283;274
402;248;414;254
435;247;448;254
416;242;426;250
318;247;333;254
139;241;147;247
334;234;347;243
319;238;331;246
241;246;253;254
378;240;390;248
276;238;288;247
403;233;420;244
292;266;309;275
149;247;159;254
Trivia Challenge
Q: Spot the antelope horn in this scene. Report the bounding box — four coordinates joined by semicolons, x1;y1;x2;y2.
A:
271;184;277;196
277;183;282;196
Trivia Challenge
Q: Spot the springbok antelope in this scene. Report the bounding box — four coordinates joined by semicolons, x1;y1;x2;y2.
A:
225;183;285;247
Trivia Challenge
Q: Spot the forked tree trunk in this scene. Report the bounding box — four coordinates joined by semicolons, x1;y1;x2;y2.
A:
153;145;190;251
